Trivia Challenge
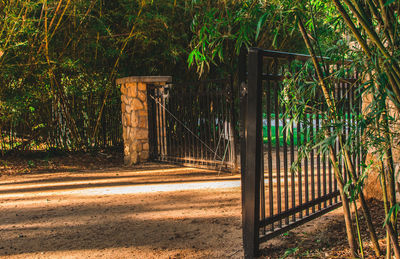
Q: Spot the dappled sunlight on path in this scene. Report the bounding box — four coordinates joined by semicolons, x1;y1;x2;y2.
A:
0;166;243;258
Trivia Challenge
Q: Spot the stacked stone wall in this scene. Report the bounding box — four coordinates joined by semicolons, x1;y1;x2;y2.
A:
120;82;149;165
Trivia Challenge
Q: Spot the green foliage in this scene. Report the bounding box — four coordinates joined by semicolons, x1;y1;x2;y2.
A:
27;160;35;168
188;0;307;76
0;0;199;150
0;0;329;150
280;247;299;259
384;203;400;226
284;0;400;256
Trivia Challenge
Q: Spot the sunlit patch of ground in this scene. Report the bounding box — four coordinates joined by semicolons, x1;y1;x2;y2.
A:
0;166;243;258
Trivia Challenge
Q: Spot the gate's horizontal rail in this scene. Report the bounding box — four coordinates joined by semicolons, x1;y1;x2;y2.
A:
260;190;340;227
254;48;353;64
155;155;235;168
259;203;342;243
261;73;358;84
154;160;235;172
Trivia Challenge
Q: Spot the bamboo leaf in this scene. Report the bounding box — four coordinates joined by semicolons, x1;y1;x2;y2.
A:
384;203;400;226
384;0;396;6
255;12;268;40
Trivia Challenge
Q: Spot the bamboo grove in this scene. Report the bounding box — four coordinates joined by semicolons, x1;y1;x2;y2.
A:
0;0;196;151
295;0;400;257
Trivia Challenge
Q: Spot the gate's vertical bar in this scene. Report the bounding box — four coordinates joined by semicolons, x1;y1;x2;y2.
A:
180;87;186;163
159;88;166;159
273;57;282;227
187;89;193;164
165;86;172;161
339;68;346;184
157;88;163;159
198;87;203;166
357;71;362;176
147;85;158;160
202;83;208;166
220;80;225;167
282;78;289;225
219;81;225;165
289;60;296;221
310;112;315;214
266;60;274;230
170;88;177;160
211;85;217;161
316;102;321;210
239;47;247;212
334;65;340;203
349;74;355;176
297;119;302;217
347;74;353;177
304;112;309;216
290;114;295;220
174;88;180;161
243;48;262;258
199;90;204;166
183;87;188;164
207;83;213;166
224;81;230;167
355;71;361;176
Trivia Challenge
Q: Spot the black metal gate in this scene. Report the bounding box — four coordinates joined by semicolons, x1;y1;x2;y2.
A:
147;78;238;170
241;48;361;257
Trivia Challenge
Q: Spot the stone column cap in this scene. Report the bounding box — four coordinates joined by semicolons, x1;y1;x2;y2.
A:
116;76;172;85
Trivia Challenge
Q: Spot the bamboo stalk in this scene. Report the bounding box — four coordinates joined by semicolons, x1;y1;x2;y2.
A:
381;160;400;259
341;0;400;84
382;114;397;235
386;222;400;259
380;160;392;259
299;11;382;256
92;2;146;142
47;0;63;34
333;0;400;111
339;133;382;257
328;145;358;258
365;0;394;49
298;13;383;256
332;0;372;59
298;16;358;258
49;0;71;40
353;201;364;258
377;0;395;45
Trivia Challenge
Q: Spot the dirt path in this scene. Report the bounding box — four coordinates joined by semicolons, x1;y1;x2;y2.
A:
1;161;389;259
0;166;243;259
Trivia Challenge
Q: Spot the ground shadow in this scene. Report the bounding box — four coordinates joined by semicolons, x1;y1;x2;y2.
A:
0;170;243;257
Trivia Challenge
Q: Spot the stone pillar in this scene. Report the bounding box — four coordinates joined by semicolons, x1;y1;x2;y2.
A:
116;76;172;165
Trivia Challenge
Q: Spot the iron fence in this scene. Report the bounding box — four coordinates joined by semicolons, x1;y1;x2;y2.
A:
148;78;238;170
0;90;122;153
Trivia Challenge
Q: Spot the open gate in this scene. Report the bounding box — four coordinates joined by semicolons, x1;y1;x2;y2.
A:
147;78;238;171
241;48;361;257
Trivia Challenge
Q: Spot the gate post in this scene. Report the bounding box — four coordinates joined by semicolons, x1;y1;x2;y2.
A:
242;48;263;258
116;76;172;165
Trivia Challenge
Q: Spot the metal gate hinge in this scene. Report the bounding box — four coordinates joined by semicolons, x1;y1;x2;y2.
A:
240;82;247;97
